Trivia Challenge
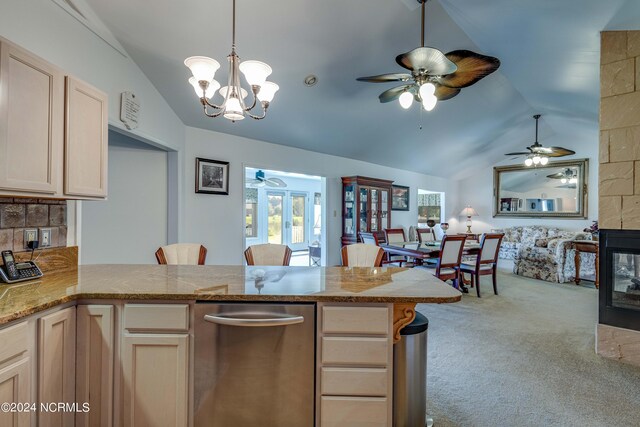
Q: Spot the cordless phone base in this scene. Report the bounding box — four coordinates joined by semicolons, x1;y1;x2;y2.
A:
0;261;44;284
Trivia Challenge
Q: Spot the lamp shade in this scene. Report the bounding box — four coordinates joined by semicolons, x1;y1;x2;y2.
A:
239;60;272;87
184;56;220;82
459;206;479;217
399;91;413;109
422;94;437;111
223;95;245;121
189;77;220;99
257;82;279;103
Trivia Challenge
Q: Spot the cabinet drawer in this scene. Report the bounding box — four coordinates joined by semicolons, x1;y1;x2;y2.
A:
321;367;387;397
320;396;388;427
123;304;189;332
0;322;28;364
322;337;388;366
322;306;389;335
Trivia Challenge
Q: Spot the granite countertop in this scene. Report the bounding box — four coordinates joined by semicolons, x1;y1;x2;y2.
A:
0;265;461;325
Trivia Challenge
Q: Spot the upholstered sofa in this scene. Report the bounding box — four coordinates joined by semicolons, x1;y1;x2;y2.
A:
492;226;596;283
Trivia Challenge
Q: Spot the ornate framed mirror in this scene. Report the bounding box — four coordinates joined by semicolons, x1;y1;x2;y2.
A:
493;159;588;218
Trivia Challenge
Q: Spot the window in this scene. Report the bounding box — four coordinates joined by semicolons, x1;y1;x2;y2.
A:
417;191;444;225
245;188;258;238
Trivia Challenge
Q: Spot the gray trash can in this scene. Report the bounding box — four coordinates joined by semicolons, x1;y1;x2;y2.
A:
393;312;430;427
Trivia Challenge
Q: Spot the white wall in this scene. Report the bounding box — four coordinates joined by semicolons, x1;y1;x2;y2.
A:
184;127;458;266
81;132;168;264
0;0;185;151
455;140;598;234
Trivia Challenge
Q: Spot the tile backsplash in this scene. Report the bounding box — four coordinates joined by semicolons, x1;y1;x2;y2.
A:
0;198;67;253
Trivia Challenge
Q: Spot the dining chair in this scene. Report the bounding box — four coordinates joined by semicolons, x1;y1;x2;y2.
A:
244;244;292;266
341;243;384;267
424;235;467;289
155;243;207;265
460;233;504;297
416;228;436;244
359;232;380;246
384;228;411;266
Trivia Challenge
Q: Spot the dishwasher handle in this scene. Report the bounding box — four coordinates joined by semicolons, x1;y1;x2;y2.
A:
204;313;304;327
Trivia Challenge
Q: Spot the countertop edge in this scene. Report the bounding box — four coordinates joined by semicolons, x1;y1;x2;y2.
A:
0;292;461;326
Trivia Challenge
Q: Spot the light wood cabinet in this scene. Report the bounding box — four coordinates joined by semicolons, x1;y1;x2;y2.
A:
0;321;31;427
317;303;394;427
0;37;108;200
0;40;63;194
76;305;114;427
38;306;76;427
64;76;108;198
0;358;31;427
121;333;189;427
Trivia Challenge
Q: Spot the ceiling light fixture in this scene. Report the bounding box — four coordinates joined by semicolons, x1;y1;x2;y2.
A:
356;0;500;112
184;0;278;122
506;114;575;166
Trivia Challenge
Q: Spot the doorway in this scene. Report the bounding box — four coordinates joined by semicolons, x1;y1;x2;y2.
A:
245;168;324;266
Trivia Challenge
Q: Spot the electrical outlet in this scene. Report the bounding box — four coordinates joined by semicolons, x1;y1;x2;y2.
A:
39;228;52;248
23;229;38;249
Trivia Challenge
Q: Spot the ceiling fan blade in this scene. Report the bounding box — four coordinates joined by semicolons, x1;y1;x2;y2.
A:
546;172;565;179
356;73;412;83
395;47;457;75
434;84;460;101
545;147;576;157
265;177;287;188
438;50;501;88
504;152;531;156
379;85;416;103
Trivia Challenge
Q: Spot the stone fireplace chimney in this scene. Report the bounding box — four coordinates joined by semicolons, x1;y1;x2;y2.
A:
597;30;640;366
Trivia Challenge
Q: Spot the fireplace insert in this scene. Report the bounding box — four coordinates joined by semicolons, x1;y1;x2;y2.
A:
599;229;640;331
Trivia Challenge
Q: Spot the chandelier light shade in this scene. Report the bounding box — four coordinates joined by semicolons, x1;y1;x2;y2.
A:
184;0;277;122
459;205;479;234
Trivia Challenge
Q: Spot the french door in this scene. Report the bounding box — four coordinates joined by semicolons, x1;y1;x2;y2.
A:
266;191;309;251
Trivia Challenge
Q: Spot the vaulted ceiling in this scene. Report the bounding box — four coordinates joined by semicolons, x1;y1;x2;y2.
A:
84;0;640;179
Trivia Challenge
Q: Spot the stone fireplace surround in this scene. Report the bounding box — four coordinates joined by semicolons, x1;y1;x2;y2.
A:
597;31;640;366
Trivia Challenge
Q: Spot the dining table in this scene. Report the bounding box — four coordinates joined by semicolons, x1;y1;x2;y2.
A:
380;241;481;266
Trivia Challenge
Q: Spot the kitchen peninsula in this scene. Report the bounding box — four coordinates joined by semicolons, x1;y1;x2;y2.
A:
0;265;460;426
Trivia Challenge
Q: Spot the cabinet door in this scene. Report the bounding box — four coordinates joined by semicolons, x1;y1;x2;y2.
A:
0;357;31;427
0;41;63;194
38;306;76;427
121;334;188;427
76;305;114;427
64;76;108;198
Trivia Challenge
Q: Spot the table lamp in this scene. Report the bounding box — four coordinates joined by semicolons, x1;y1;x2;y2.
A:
459;206;479;234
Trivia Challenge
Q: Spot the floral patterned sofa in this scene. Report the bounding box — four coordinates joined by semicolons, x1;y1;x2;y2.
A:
492;226;595;283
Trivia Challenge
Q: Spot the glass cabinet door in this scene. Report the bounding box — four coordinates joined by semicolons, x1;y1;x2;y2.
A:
359;187;368;232
344;185;354;235
380;189;389;229
370;189;378;232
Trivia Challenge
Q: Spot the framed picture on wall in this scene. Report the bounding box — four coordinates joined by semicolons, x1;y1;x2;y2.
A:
392;185;410;211
196;157;229;195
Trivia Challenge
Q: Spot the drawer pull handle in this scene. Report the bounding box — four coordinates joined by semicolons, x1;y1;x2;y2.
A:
204;313;304;327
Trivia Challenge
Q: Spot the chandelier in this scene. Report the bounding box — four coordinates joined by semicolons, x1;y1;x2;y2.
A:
184;0;278;121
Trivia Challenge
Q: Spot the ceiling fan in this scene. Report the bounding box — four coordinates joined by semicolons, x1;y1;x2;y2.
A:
356;0;500;111
547;168;578;184
247;170;287;188
505;114;576;166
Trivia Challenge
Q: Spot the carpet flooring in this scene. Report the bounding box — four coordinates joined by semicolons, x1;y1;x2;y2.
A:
417;271;640;427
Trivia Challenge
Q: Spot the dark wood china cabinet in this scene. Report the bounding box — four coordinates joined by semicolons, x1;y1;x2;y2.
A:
342;176;393;246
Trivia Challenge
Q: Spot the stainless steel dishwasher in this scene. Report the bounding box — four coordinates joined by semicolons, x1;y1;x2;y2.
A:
194;302;315;427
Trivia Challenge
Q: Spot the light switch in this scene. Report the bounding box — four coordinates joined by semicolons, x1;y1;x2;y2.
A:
39;228;52;248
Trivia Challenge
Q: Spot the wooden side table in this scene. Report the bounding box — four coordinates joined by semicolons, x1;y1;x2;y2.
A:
572;241;599;288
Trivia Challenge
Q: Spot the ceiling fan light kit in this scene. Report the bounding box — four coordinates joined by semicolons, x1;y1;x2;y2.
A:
505;114;576;167
357;0;500;112
184;0;278;122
